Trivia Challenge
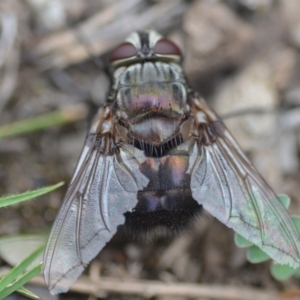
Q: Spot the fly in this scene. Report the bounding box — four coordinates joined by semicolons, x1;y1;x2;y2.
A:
43;30;300;294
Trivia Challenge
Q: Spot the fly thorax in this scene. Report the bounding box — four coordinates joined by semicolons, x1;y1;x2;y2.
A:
113;62;190;146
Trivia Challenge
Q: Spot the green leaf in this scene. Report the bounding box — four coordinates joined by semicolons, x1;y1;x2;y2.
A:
0;245;44;292
270;263;297;280
268;215;300;281
17;286;40;299
0;262;42;299
0;104;87;139
277;194;290;209
0;182;64;208
234;233;253;248
247;245;270;263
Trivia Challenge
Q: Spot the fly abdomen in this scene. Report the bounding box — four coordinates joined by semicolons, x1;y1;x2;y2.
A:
125;149;202;234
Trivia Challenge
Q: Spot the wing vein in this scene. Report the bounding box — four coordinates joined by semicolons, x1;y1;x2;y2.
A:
98;155;111;232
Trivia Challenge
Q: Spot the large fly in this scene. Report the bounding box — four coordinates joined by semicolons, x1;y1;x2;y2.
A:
43;30;300;294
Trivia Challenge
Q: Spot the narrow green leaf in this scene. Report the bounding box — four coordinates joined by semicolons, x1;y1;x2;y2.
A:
0;182;64;208
234;233;253;248
0;104;87;139
0;245;44;291
277;194;290;209
17;286;40;299
0;263;42;299
247;245;270;263
270;263;297;280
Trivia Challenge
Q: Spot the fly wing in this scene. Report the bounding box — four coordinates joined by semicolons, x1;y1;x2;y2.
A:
43;108;148;295
189;97;300;268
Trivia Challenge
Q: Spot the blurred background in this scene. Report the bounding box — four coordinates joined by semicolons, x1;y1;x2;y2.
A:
0;0;300;299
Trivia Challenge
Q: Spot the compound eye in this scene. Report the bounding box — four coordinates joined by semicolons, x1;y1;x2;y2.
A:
154;38;181;56
109;42;137;63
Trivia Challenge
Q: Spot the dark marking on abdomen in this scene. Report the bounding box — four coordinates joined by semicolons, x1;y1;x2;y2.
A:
124;150;202;235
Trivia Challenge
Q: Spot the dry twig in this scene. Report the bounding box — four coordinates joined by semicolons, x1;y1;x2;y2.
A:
30;275;279;300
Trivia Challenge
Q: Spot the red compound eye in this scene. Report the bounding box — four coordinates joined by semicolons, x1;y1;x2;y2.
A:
154;38;181;56
109;42;137;63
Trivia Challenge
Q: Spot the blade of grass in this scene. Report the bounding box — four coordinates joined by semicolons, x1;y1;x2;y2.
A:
0;262;42;299
0;182;64;208
17;286;40;299
0;103;87;139
0;245;44;291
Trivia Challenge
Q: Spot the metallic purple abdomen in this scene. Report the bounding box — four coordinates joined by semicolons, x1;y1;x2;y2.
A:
125;150;202;232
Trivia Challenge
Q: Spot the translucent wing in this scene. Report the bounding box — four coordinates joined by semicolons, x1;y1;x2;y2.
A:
43;107;148;294
189;97;300;268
